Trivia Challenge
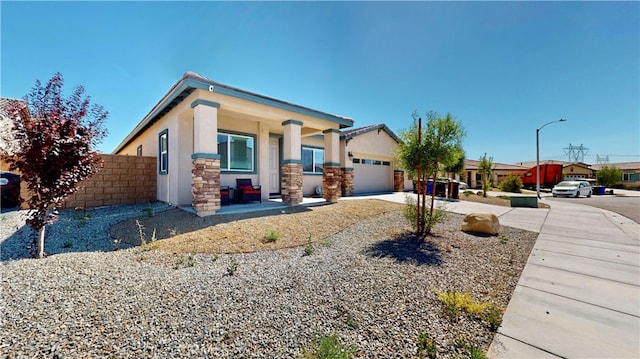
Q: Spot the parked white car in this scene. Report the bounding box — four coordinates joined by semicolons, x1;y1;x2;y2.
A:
552;181;592;198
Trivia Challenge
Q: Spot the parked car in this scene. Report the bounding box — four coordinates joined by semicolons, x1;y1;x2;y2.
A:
458;181;469;190
1;171;21;208
552;180;592;198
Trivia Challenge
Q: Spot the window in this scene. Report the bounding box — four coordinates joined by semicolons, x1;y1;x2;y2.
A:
382;161;391;166
218;132;255;171
623;172;639;182
158;130;168;174
137;145;142;156
373;160;382;165
302;147;324;174
352;158;360;164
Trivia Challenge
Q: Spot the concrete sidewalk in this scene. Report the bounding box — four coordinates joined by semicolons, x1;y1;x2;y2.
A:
354;192;640;358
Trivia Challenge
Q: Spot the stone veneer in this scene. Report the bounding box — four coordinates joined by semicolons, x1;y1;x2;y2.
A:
394;170;405;192
281;162;303;206
341;167;354;197
323;165;342;203
192;156;221;217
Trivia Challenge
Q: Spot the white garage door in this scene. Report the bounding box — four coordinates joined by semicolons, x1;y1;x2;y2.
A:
353;159;393;194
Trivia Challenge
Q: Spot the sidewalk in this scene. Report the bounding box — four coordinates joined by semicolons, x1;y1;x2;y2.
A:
354;192;640;358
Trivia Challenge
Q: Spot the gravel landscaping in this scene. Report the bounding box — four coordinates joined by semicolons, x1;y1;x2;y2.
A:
1;200;537;358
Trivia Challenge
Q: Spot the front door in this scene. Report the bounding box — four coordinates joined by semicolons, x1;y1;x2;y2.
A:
269;137;280;194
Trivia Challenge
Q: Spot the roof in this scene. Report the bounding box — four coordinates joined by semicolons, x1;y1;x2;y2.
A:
340;123;401;144
465;159;528;171
591;162;640;171
113;72;354;153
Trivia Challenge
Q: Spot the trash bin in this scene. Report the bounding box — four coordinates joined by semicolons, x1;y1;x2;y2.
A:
448;181;460;199
435;181;446;197
593;186;606;195
426;179;434;195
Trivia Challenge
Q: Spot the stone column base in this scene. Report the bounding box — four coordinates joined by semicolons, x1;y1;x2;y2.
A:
341;167;354;197
394;170;405;192
282;162;303;206
192;155;221;217
323;165;342;203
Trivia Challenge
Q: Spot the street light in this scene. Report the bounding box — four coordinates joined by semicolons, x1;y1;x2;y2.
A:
537;119;567;199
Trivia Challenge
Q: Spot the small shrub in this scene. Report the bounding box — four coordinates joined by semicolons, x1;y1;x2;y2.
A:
499;235;508;244
264;229;281;242
417;333;438;359
174;254;196;269
74;207;90;225
303;235;315;256
62;239;73;248
498;173;523;193
469;345;487;359
141;207;154;218
435;289;490;321
404;196;447;236
303;333;356;359
483;305;503;331
345;315;359;330
463;190;475;197
227;257;238;275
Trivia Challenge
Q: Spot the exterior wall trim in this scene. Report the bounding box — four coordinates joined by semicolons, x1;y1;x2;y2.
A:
282;119;303;127
190;99;220;109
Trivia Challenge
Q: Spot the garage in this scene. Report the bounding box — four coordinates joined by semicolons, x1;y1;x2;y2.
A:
353;158;393;194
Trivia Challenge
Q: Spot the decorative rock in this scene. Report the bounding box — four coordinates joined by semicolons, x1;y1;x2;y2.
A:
461;212;500;235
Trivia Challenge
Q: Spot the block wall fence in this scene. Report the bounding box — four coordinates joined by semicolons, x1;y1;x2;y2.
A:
1;154;157;209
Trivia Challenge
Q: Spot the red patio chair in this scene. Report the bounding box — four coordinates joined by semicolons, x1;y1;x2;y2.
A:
236;178;262;203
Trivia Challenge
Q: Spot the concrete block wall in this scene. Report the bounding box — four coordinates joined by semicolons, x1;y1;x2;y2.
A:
64;155;157;209
2;154;157;209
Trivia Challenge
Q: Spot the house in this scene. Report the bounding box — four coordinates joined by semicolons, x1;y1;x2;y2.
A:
562;162;593;180
114;72;361;216
592;162;640;189
464;160;527;188
340;123;412;194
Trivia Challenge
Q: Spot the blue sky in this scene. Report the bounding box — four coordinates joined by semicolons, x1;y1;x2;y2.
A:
2;1;638;165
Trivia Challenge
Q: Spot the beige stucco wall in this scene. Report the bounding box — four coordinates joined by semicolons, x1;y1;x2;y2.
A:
116;88;349;205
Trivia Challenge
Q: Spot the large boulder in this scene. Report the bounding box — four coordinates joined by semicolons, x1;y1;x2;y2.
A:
461;213;500;235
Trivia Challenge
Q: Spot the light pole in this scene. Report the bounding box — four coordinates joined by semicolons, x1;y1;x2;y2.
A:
537;119;567;199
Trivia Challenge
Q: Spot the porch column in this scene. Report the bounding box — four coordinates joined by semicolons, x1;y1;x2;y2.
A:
191;99;220;216
322;129;342;202
281;120;303;206
340;137;354;196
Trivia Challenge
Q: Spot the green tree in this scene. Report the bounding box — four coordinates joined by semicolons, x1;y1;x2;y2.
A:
397;111;465;236
478;153;493;197
498;173;523;193
596;165;622;187
445;150;466;177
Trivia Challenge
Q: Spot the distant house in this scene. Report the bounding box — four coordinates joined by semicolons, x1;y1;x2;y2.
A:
464;160;527;188
563;162;593;180
592;162;640;189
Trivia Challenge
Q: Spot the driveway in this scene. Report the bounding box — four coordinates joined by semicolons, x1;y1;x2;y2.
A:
547;192;640;223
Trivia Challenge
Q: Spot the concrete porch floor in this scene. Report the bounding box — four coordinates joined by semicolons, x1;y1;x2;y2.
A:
180;196;329;216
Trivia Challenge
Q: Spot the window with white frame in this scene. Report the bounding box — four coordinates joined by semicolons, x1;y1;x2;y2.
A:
217;132;255;171
302;147;324;174
158;130;168;174
137;145;142;156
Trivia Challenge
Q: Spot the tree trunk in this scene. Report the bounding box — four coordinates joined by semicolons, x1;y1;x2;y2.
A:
37;226;45;258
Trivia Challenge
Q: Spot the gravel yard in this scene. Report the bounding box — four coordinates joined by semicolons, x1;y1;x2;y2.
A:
1;200;536;358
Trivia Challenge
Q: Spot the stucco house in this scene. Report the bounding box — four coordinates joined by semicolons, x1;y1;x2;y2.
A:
340;123;412;194
115;72;410;216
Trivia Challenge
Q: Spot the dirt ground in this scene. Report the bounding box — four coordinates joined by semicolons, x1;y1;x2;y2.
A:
110;193;537;255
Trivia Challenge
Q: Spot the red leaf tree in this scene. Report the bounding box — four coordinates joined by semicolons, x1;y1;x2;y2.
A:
4;73;108;258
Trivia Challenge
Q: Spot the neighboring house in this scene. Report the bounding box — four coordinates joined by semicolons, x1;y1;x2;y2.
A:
340;123;412;194
114;72;357;216
464;160;527;188
563;162;593;180
592;162;640;189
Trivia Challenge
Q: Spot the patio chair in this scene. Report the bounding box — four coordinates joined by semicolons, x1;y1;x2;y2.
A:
236;178;262;203
220;186;230;206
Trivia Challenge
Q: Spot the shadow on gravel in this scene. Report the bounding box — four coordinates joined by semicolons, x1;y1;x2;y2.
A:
364;232;442;266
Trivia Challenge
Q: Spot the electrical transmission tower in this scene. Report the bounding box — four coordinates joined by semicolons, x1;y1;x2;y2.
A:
596;155;609;164
564;143;589;162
